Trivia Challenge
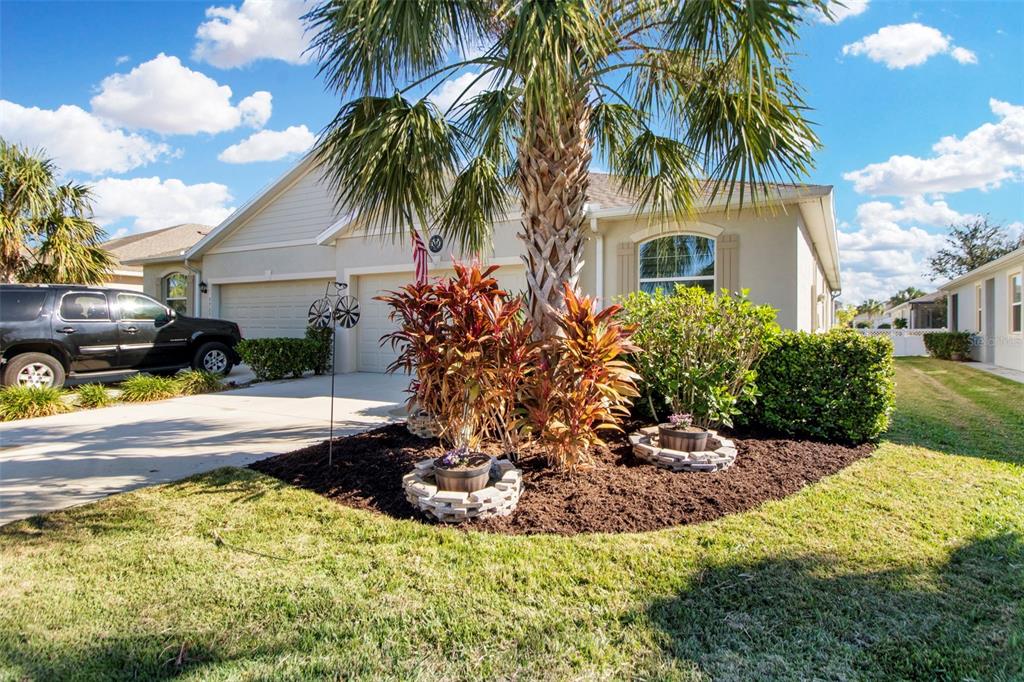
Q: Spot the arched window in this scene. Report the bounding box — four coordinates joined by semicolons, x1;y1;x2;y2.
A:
163;272;188;314
638;234;716;294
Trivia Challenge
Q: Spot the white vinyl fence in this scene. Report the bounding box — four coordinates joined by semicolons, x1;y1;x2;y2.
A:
854;328;946;357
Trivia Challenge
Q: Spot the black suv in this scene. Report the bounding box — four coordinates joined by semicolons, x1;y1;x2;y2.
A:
0;284;242;388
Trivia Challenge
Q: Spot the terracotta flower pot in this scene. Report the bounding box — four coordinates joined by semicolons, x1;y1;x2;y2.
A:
658;424;710;452
433;454;492;493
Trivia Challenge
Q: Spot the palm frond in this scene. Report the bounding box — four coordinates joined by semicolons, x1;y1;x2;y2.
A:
305;0;492;96
611;131;701;226
316;94;462;241
435;155;512;255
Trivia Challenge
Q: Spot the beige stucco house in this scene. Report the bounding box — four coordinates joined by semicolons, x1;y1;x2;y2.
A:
941;246;1024;371
132;155;842;374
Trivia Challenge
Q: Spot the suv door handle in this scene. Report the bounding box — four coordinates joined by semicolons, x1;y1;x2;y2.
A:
57;327;76;334
121;326;139;334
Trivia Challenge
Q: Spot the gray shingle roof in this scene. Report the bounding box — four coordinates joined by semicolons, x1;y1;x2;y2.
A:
104;224;211;270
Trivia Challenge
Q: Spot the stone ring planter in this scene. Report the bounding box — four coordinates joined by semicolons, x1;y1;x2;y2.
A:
403;458;522;524
629;426;738;472
406;410;442;439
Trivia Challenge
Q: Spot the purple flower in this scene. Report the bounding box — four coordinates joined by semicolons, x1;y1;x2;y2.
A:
440;446;471;468
668;412;693;429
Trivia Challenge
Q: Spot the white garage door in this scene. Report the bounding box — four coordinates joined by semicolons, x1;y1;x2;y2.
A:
356;266;527;373
219;278;334;339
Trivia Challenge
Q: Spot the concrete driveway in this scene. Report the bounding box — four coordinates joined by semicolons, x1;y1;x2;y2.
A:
0;372;408;525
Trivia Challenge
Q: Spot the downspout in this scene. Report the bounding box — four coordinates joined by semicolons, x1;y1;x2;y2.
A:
183;253;202;317
589;203;603;307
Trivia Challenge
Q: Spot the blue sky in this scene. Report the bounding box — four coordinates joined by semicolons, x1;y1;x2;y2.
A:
1;0;1022;304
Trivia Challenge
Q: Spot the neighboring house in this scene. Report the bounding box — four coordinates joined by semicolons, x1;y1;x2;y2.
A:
114;223;211;314
941;246;1024;371
135;155;841;374
884;291;947;329
851;311;889;328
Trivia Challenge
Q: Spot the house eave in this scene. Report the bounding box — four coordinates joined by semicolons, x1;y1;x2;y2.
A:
939;246;1024;291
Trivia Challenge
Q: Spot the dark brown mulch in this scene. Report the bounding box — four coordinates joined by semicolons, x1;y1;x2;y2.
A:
249;423;874;536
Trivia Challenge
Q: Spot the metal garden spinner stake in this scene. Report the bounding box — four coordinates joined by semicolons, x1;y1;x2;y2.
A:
307;281;361;465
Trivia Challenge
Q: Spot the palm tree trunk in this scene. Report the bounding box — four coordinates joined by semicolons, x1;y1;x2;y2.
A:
517;99;592;341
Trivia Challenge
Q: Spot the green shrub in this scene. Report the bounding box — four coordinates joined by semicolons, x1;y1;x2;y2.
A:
893;318;908;329
745;329;895;443
236;328;332;382
75;383;114;408
618;285;779;428
175;370;224;395
877;322;891;329
118;374;182;402
0;385;71;421
923;331;973;359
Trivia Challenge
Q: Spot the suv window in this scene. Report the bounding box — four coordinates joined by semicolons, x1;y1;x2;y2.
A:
59;292;110;321
117;293;166;321
0;290;48;322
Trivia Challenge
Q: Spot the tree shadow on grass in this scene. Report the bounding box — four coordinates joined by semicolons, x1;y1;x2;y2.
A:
0;630;292;681
647;533;1024;680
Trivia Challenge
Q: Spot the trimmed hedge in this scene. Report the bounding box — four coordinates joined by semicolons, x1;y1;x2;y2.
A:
923;331;973;360
745;329;895;443
236;328;333;381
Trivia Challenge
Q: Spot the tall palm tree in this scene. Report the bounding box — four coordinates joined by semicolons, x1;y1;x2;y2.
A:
857;298;885;323
0;139;113;284
307;0;826;339
888;286;925;307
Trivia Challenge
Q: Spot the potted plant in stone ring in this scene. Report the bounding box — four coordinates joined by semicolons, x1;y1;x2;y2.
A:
658;413;709;452
433;446;492;493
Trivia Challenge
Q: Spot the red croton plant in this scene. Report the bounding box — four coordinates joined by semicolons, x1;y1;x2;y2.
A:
519;284;641;471
377;262;537;451
379;264;639;472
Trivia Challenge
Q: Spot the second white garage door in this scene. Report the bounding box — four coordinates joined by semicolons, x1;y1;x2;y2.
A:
219;278;334;339
355;267;527;372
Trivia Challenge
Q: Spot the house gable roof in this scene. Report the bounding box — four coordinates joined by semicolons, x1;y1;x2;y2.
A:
187;154;840;292
108;223;212;269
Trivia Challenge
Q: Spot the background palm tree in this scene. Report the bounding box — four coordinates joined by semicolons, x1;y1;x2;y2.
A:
888;286;926;307
857;298;885;324
307;0;827;339
0;139;113;284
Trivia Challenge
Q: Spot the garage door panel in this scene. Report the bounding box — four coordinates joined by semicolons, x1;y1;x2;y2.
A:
356;267;526;373
220;279;333;339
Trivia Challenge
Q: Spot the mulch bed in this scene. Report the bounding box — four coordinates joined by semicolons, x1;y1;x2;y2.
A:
250;423;874;536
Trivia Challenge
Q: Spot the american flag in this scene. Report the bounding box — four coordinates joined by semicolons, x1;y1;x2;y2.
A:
411;230;428;284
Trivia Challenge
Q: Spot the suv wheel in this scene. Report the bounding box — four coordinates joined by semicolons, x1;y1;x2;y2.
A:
3;353;67;389
193;342;233;376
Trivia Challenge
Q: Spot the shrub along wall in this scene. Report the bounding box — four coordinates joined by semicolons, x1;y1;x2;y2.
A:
923;331;973;359
237;328;334;381
743;329;895;443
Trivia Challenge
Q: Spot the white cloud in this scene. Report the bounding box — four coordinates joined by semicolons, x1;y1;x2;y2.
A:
843;99;1024;195
193;0;310;69
949;46;978;65
90;54;272;135
115;55;130;65
841;23;976;69
428;69;493;113
837;196;967;304
218;125;315;163
0;100;169;175
92;176;235;230
813;0;869;24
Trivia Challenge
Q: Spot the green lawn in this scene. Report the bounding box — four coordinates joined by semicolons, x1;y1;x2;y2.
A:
1;358;1022;680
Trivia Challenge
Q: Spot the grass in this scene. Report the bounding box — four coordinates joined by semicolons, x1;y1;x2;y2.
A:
1;358;1021;680
74;383;115;409
0;385;70;421
116;373;182;403
175;369;224;396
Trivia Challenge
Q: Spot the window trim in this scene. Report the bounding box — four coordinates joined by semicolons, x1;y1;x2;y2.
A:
636;233;717;294
57;291;111;322
163;271;188;314
1010;270;1023;335
976;283;983;331
116;292;170;322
